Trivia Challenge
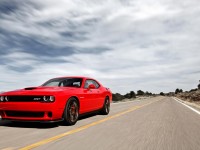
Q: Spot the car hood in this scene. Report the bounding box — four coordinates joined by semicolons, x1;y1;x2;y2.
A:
1;86;77;96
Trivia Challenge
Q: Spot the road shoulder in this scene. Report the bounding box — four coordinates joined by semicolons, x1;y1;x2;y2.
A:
173;97;200;114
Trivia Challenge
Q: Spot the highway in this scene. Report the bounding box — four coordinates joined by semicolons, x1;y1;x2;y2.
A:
0;96;200;150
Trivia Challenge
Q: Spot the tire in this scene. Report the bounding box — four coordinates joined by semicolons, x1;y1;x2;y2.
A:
100;97;110;115
63;97;79;125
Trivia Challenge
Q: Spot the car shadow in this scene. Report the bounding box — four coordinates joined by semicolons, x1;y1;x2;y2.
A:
79;112;98;120
0;112;99;129
58;112;99;126
0;120;59;129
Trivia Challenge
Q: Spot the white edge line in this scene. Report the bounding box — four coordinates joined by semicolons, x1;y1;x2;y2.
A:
173;97;200;115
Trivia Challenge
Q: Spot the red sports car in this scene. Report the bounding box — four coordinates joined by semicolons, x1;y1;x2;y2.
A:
0;76;112;125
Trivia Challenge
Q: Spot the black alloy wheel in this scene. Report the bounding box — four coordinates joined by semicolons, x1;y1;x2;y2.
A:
100;97;110;115
63;98;79;125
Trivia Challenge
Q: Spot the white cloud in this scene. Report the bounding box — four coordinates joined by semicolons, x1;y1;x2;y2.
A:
0;0;200;94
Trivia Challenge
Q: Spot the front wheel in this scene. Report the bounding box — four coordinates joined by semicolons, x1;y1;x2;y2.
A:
100;97;110;115
63;98;79;125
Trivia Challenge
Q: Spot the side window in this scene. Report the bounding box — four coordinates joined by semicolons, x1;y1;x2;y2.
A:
73;82;81;87
59;78;82;87
92;80;100;88
84;80;100;89
84;80;93;89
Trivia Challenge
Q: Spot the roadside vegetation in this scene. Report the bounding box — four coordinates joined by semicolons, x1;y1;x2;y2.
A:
176;89;200;102
171;81;200;103
113;81;200;103
112;90;156;102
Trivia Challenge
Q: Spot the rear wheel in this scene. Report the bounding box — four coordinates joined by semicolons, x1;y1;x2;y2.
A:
100;97;110;115
63;98;79;125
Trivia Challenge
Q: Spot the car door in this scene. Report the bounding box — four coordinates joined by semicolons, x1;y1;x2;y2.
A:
91;80;104;108
82;79;100;111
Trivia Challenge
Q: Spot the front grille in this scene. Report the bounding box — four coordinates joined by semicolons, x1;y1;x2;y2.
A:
7;96;43;102
5;111;44;118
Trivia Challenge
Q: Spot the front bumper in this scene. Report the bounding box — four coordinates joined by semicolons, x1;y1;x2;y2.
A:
0;102;64;121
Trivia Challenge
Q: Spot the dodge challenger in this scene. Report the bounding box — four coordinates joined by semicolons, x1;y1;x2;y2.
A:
0;76;112;125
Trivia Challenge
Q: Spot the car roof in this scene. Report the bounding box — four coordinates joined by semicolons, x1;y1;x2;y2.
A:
54;76;94;80
46;76;102;87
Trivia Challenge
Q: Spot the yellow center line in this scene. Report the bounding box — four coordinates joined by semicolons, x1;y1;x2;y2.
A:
19;99;161;150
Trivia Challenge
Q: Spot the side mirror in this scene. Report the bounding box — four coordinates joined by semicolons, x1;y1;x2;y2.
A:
88;84;96;89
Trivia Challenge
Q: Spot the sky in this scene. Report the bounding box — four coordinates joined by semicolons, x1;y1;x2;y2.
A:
0;0;200;94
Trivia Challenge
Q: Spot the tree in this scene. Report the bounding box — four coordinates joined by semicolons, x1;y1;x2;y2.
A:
145;91;152;96
175;88;180;94
198;80;200;89
149;92;153;96
124;93;130;99
160;92;165;96
112;93;125;101
175;88;183;94
137;90;144;96
130;91;136;98
190;88;197;92
124;91;136;99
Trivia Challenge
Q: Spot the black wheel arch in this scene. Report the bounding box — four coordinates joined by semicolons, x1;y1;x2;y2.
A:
105;95;110;101
70;96;80;108
62;96;80;117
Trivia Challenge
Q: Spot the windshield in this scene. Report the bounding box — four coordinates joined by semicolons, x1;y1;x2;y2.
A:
42;78;83;88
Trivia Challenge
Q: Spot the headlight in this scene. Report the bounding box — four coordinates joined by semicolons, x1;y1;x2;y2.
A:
43;96;55;102
0;96;4;102
5;96;9;101
0;96;8;102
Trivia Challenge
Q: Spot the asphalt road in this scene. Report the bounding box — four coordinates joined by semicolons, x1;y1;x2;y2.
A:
0;96;200;150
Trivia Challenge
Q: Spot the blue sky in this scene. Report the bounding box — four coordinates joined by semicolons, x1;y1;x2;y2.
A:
0;0;200;94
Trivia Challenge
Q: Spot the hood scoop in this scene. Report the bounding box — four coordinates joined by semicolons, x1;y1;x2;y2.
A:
24;87;37;90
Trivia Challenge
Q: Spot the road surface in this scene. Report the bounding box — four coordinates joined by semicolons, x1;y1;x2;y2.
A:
0;97;200;150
